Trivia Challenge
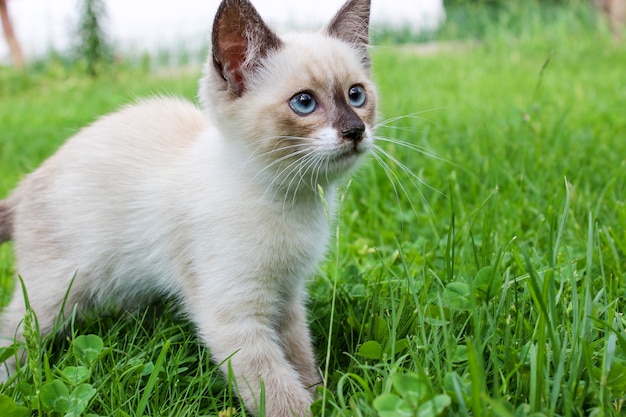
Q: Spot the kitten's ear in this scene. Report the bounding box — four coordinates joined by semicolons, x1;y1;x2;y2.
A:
212;0;282;96
325;0;371;63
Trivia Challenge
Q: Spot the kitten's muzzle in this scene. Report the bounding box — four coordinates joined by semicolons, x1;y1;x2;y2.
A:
341;126;365;143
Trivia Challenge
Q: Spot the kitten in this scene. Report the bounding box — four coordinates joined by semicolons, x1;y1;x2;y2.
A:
0;0;377;415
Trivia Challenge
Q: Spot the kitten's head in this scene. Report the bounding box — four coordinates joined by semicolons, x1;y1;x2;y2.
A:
200;0;377;193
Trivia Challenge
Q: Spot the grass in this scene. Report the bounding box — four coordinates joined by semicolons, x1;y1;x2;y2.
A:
1;3;626;416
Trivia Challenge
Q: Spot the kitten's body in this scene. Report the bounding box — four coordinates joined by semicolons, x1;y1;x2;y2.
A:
0;0;376;415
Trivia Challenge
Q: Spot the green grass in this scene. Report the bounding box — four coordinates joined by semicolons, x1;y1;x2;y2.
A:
2;4;626;416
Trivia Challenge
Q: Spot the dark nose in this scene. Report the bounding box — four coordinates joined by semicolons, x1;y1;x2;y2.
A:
341;125;365;142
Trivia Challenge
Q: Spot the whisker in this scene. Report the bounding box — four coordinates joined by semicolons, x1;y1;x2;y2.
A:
371;151;437;222
370;152;405;209
374;136;455;167
266;151;313;191
239;115;449;221
268;147;323;206
281;152;322;211
242;136;315;166
373;145;445;197
252;147;314;182
371;151;432;222
373;109;445;131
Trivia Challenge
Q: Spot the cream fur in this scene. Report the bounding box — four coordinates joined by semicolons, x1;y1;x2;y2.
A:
0;0;377;415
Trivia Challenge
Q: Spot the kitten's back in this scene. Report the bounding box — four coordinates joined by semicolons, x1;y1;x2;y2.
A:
77;97;207;160
0;98;204;245
17;97;206;196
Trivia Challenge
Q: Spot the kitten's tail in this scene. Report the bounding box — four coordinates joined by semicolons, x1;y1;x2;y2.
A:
0;200;13;243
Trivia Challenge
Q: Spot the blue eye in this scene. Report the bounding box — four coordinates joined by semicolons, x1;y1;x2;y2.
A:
289;92;317;115
348;85;366;107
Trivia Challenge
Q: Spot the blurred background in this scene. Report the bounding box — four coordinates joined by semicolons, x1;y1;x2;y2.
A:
1;0;622;73
1;0;446;68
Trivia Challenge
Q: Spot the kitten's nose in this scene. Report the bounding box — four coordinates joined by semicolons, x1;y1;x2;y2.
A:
341;126;365;143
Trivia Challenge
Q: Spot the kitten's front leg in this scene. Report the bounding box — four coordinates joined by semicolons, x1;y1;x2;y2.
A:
186;294;312;417
278;298;322;394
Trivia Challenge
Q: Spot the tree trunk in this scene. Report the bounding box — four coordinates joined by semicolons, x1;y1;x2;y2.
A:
0;0;24;69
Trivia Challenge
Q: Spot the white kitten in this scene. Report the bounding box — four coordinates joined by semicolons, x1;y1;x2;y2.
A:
0;0;377;415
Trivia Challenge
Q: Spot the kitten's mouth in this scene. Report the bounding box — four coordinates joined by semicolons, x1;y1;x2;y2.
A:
331;142;368;164
345;139;371;156
340;147;359;158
